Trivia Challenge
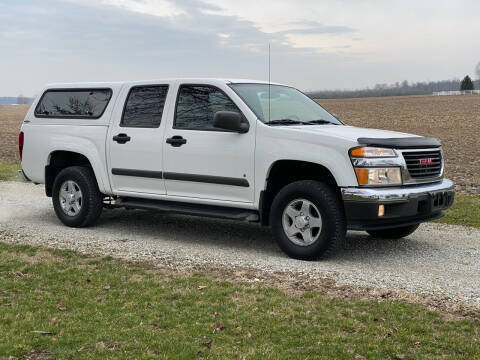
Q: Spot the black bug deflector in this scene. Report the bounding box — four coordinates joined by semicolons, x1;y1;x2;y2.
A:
357;137;441;149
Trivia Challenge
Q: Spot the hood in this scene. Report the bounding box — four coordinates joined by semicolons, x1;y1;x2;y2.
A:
285;125;418;143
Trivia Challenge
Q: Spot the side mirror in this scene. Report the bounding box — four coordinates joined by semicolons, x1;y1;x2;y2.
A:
213;111;249;133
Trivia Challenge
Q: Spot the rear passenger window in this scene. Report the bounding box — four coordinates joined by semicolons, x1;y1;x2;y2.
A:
174;85;240;130
121;85;169;128
35;89;112;118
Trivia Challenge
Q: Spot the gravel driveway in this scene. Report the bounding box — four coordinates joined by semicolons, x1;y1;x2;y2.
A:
1;181;479;305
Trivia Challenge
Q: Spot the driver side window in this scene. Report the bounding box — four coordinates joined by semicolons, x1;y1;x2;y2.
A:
174;85;240;130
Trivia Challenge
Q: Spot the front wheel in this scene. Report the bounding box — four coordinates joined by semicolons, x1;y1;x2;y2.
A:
367;224;420;239
52;166;103;227
270;180;346;260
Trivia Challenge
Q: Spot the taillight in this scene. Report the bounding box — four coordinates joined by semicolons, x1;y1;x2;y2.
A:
19;131;24;161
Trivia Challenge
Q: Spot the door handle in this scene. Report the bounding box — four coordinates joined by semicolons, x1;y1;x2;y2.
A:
113;133;131;144
166;136;187;147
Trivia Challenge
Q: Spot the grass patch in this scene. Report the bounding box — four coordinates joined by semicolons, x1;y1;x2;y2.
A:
0;162;19;181
437;194;480;228
0;242;479;359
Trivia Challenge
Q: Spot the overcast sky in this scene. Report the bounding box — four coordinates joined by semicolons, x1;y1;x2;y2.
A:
1;0;479;96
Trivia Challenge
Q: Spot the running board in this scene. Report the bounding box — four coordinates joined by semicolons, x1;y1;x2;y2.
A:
115;197;259;222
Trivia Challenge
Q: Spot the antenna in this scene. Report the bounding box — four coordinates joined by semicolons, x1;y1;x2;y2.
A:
268;43;271;122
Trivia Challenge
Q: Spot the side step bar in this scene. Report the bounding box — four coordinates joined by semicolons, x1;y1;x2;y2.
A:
115;197;259;222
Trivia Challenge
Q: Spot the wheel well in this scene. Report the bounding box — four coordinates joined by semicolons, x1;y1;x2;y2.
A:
45;151;92;197
260;160;340;226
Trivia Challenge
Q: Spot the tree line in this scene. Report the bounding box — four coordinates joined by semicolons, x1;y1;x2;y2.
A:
307;78;479;99
308;61;480;98
0;96;34;105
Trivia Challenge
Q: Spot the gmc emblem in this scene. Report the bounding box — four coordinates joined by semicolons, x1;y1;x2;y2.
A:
419;158;434;166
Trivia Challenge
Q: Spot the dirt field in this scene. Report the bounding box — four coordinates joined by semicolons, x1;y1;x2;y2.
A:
1;95;479;194
0;105;30;163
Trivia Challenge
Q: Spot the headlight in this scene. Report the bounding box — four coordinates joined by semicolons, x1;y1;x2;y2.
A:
350;147;401;186
354;167;402;186
350;147;396;158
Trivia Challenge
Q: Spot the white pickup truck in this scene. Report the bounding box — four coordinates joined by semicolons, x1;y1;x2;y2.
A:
19;78;454;260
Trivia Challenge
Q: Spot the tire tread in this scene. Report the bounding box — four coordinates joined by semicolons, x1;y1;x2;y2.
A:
270;180;346;260
52;166;103;227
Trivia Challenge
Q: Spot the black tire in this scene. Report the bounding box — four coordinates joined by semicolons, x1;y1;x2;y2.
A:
270;180;346;260
367;224;420;239
52;166;103;227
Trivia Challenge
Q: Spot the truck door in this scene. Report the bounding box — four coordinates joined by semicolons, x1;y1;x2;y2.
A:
107;83;172;195
163;83;256;203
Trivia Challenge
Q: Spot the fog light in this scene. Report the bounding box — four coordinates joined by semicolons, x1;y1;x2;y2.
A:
378;204;385;217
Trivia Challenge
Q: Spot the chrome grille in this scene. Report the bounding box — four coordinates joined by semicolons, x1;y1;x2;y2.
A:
402;150;442;179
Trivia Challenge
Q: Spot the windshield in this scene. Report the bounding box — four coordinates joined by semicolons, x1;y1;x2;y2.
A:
230;84;341;125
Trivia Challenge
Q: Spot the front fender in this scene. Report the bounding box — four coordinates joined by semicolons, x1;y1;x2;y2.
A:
254;125;359;206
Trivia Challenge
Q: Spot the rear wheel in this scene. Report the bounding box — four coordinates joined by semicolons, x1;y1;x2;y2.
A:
367;224;420;239
270;180;346;260
52;166;103;227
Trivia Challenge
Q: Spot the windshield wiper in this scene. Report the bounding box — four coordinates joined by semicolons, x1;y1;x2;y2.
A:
264;119;304;126
304;119;338;125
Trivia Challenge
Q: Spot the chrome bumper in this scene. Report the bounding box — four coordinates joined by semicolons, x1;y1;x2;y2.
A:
341;179;455;202
342;179;455;230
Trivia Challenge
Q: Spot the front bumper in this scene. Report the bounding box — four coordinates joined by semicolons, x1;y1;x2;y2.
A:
341;179;455;230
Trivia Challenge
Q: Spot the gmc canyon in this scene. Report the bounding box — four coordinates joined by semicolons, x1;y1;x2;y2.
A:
18;79;455;260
